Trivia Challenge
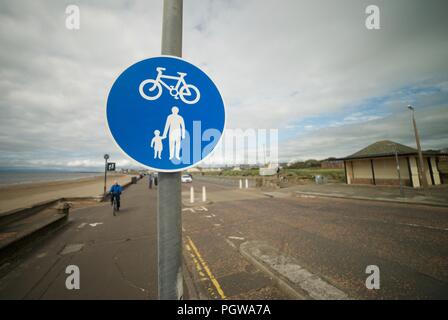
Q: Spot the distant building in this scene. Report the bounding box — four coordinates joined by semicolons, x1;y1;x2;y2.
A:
259;163;279;176
339;140;447;188
438;155;448;183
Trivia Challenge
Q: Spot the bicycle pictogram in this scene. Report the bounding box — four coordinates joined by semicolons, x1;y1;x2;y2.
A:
139;67;200;104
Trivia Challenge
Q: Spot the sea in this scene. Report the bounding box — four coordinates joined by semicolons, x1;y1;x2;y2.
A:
0;171;103;186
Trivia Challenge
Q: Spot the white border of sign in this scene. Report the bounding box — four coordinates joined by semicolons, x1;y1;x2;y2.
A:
105;55;227;173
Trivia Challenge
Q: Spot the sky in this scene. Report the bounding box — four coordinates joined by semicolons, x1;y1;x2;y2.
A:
0;0;447;170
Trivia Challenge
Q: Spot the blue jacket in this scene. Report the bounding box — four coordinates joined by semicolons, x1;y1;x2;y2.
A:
110;184;122;194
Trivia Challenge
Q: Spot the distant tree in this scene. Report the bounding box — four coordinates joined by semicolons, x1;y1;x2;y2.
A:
304;159;321;168
288;159;321;169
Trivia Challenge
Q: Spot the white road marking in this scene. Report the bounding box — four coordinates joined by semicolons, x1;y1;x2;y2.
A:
225;239;237;249
341;215;448;232
182;208;195;213
228;236;245;241
77;223;87;229
89;222;103;227
398;222;448;232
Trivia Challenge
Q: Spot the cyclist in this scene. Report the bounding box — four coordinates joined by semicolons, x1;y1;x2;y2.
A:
110;181;122;211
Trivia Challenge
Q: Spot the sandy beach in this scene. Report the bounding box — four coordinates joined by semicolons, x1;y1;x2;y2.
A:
0;173;137;214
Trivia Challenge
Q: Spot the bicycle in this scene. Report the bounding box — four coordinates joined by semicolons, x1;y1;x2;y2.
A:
111;194;119;216
139;67;200;104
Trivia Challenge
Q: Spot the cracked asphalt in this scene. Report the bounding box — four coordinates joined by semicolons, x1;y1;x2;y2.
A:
0;179;157;299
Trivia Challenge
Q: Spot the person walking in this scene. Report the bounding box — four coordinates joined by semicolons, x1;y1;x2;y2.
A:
148;173;153;189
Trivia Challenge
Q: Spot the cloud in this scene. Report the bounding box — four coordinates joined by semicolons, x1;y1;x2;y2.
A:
281;105;448;161
0;0;447;169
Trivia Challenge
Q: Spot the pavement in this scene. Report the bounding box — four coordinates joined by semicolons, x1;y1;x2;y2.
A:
0;178;157;299
279;182;448;207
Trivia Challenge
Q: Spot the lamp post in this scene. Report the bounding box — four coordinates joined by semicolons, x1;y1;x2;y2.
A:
393;146;404;197
387;143;404;197
408;105;428;189
103;154;109;195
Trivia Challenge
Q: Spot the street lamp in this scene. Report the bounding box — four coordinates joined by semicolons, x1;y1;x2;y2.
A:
387;143;404;197
407;105;428;189
103;154;110;195
393;146;404;197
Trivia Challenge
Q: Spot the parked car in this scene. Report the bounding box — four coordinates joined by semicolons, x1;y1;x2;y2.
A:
181;174;193;183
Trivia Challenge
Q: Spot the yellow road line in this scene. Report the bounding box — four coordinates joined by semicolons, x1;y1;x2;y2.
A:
186;244;206;278
186;236;227;299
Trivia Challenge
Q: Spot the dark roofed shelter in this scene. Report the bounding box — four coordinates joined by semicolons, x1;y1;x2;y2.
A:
339;140;446;188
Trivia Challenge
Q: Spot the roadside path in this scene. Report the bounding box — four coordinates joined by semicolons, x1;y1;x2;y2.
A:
0;178;157;299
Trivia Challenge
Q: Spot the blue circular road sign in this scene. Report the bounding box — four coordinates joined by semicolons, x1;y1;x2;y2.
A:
106;56;226;172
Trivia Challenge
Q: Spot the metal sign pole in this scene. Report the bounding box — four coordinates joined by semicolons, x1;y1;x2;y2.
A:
103;154;109;195
158;0;183;300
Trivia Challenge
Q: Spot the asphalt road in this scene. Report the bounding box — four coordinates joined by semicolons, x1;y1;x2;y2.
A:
0;179;157;299
182;177;448;299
